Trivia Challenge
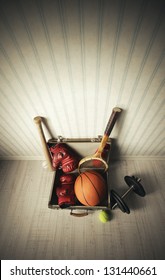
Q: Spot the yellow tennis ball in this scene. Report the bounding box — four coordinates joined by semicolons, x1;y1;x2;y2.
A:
99;210;110;223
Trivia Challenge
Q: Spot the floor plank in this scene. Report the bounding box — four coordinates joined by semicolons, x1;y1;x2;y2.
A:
0;160;164;260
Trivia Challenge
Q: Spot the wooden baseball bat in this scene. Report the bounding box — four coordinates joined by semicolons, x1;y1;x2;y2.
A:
34;116;54;171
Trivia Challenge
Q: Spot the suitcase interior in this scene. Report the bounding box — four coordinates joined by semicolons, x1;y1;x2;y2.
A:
48;137;112;211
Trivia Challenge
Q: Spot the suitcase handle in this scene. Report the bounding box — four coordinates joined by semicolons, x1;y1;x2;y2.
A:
70;210;88;217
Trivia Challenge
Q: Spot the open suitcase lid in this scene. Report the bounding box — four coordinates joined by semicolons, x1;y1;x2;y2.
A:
48;136;112;159
48;135;112;143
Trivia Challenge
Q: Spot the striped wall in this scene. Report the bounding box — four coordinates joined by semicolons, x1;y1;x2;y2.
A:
0;0;164;159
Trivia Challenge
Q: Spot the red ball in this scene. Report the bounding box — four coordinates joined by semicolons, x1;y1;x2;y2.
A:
74;171;107;206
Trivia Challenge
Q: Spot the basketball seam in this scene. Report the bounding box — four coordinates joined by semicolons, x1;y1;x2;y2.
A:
80;174;91;206
84;172;102;204
86;170;106;184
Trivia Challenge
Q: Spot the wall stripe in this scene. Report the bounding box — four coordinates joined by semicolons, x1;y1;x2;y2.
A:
93;0;104;133
58;0;80;136
0;8;48;116
119;51;165;151
0;0;164;158
78;0;88;135
116;0;148;105
104;0;126;124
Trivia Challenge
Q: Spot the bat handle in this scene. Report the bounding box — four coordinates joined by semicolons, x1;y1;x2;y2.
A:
97;107;122;155
34;116;54;171
104;107;122;136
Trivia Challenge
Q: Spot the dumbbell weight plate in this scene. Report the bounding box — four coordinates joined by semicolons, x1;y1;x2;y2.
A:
124;176;146;197
110;190;130;214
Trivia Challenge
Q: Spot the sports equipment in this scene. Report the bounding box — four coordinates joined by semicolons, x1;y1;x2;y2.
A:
56;174;76;208
34;116;54;171
99;210;110;223
78;107;122;172
74;171;106;206
111;176;146;214
42;160;48;169
50;143;80;173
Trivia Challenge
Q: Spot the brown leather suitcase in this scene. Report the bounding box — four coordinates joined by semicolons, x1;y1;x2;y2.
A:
48;136;112;217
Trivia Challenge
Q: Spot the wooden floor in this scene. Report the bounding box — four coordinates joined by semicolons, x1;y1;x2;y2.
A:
0;160;164;260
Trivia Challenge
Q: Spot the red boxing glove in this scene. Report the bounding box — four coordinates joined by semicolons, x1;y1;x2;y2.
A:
56;193;75;208
56;184;75;197
60;174;75;184
56;174;76;208
50;143;80;173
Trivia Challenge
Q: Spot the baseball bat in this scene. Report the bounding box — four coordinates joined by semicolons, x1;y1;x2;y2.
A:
34;116;54;171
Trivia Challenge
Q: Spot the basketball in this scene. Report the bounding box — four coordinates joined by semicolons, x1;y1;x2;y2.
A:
74;171;107;206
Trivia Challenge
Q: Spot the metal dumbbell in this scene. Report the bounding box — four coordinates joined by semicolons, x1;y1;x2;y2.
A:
110;176;146;214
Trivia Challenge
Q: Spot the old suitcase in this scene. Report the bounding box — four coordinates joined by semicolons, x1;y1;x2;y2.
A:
33;108;122;216
48;136;112;216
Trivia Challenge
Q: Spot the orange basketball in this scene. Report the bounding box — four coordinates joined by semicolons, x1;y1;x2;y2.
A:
74;171;107;206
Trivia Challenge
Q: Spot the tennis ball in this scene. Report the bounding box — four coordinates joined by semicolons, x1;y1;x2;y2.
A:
99;210;110;223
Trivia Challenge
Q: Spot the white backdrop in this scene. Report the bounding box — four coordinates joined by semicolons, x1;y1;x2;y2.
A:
0;0;164;159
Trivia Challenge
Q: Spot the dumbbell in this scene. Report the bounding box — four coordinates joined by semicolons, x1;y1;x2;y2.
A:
110;176;146;214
